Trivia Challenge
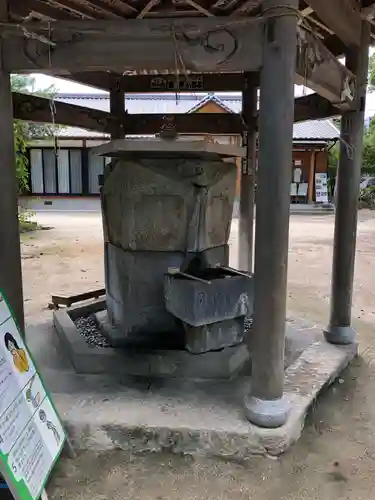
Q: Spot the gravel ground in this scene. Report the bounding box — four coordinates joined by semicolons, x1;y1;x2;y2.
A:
73;314;253;349
74;314;111;348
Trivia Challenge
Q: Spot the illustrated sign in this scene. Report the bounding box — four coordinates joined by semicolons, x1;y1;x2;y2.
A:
315;173;329;203
0;291;66;500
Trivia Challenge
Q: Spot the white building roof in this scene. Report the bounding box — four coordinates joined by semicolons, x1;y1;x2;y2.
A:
51;93;339;142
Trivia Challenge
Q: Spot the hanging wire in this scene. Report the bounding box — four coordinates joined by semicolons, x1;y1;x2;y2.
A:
47;25;60;160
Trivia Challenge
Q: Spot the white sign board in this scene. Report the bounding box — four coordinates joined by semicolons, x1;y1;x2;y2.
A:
315;173;329;203
0;291;66;500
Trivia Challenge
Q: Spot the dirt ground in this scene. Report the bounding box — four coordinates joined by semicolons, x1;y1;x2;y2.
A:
21;210;375;499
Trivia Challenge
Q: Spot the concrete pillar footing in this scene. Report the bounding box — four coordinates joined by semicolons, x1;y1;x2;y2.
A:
244;394;290;428
323;325;356;345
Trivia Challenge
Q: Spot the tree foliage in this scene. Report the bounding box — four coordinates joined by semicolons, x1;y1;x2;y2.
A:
369;53;375;93
363;117;375;175
12;74;58;194
364;54;375;175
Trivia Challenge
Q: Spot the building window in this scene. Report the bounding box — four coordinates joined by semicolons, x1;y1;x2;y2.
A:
43;149;57;194
30;149;43;194
57;149;70;194
29;148;84;195
88;150;105;194
70;150;83;194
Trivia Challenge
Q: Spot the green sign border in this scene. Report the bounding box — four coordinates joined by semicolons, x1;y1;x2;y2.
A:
0;289;66;500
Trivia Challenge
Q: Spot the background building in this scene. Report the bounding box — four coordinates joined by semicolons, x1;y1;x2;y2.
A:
22;93;339;211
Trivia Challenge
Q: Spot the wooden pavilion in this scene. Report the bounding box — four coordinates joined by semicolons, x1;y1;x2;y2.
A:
0;0;373;427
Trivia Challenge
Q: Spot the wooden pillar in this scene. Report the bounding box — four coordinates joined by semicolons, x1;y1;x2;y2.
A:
238;73;257;272
109;77;125;140
0;2;24;333
102;77;125;227
101;78;125;268
308;150;316;203
324;21;370;345
244;0;298;428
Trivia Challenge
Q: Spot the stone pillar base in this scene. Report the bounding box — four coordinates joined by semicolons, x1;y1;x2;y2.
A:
244;395;290;428
323;325;356;345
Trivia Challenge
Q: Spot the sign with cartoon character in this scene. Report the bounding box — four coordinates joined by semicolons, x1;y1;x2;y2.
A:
0;290;66;500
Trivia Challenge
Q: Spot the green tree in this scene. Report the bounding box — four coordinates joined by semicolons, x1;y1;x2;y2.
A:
11;74;59;194
369;53;375;92
363;117;375;175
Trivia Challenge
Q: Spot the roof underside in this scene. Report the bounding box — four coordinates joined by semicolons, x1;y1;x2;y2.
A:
8;0;375;73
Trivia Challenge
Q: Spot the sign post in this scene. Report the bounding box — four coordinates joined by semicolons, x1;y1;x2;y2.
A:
0;290;66;500
315;172;329;203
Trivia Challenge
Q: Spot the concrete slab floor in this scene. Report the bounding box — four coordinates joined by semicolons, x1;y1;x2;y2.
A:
26;317;355;460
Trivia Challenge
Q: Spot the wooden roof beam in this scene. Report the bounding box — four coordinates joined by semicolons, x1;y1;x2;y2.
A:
80;0;131;18
296;27;355;108
9;0;82;20
12;91;244;134
2;19;354;107
180;0;215;17
64;72;248;92
305;0;362;46
361;1;375;18
293;92;339;122
64;71;114;91
0;18;264;73
49;0;124;19
136;0;160;18
12;90;339;136
13;92;112;132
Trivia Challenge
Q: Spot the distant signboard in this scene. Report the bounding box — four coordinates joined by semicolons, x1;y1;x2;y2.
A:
0;290;66;500
150;75;204;91
315;173;329;203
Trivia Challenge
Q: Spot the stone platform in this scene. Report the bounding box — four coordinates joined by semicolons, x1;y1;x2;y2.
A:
26;311;356;458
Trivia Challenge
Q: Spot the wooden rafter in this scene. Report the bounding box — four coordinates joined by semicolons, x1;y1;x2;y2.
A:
145;8;204;16
230;0;260;16
137;0;160;18
361;1;375;18
10;0;82;20
77;0;129;18
46;0;96;18
305;0;362;46
306;13;334;35
92;0;138;15
181;0;214;16
211;0;239;10
50;0;124;19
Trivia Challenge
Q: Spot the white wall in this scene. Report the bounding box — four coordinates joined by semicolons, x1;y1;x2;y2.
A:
19;196;101;212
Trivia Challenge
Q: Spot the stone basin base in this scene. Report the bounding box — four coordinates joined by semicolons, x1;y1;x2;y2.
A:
30;307;357;458
53;298;250;380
